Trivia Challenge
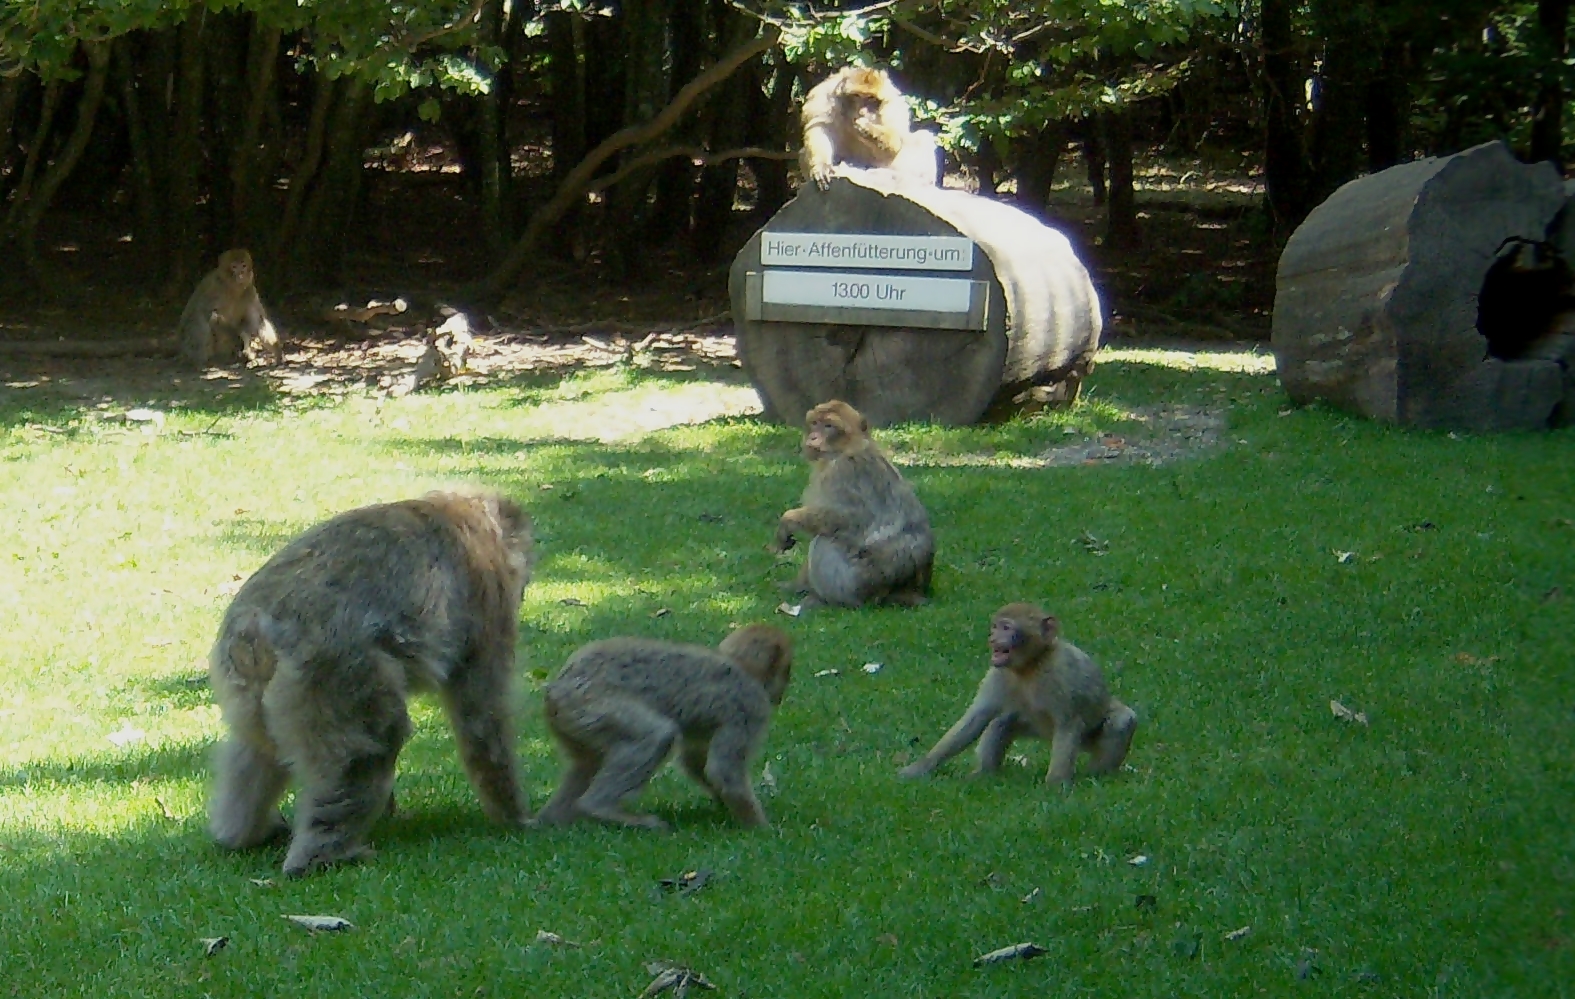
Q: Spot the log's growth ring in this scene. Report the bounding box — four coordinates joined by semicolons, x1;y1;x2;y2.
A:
729;170;1103;426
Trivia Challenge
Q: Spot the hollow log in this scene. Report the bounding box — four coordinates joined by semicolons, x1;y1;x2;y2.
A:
1272;140;1569;431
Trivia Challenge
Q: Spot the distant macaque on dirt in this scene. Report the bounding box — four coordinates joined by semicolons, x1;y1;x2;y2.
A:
176;249;281;368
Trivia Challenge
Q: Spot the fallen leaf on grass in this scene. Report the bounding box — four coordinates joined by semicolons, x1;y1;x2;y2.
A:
145;637;173;647
1330;700;1369;726
758;762;777;795
812;668;840;678
1135;894;1158;910
124;408;166;427
1171;931;1201;959
1020;887;1041;904
200;936;229;957
658;869;712;896
1334;550;1357;564
1078;531;1110;556
283;914;353;932
218;575;245;596
640;962;716;998
1128;854;1149;866
973;942;1048;967
248;878;275;888
153;797;175;820
1544;587;1563;604
559;597;587;607
651;608;672;618
861;662;883;674
776;602;803;617
534;929;582;948
1225;925;1252;941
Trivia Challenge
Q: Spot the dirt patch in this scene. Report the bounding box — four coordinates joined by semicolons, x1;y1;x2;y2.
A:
1036;403;1225;466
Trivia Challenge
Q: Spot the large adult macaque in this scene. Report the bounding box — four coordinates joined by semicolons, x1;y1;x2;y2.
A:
536;624;793;831
769;400;934;609
207;490;534;875
177;248;282;368
899;603;1136;785
799;67;938;189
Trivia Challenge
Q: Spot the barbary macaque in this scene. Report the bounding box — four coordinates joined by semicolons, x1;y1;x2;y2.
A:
899;603;1136;785
800;66;937;189
536;624;793;830
769;400;934;608
207;489;534;875
177;248;282;368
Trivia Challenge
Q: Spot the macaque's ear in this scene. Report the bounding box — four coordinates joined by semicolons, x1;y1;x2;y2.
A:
1040;614;1060;643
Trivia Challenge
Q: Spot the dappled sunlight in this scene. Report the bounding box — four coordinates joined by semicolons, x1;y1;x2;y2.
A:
506;380;762;442
1100;343;1277;375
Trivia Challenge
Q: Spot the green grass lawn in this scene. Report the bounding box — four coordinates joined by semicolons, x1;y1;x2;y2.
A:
1;349;1571;997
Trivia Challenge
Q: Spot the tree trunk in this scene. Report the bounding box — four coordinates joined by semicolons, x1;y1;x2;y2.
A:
292;76;370;284
1364;39;1408;171
204;10;243;243
3;79;61;231
116;37;165;270
165;9;207;296
1103;109;1137;248
745;58;794;216
272;73;335;267
692;3;756;261
0;74;22;191
607;0;671;278
476;0;514;259
1532;0;1571;167
1258;0;1314;229
8;41;112;274
1308;0;1376;204
1077;116;1106;205
232;20;281;249
1013;122;1067;215
646;0;705;244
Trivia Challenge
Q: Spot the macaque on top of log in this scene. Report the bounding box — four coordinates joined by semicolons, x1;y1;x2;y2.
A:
769;400;934;609
799;67;939;189
177;248;282;368
899;602;1136;786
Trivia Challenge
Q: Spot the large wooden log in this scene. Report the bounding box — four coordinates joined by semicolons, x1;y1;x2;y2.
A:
728;170;1102;426
1272;140;1568;431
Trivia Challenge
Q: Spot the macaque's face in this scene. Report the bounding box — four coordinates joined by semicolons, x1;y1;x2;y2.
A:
801;402;864;460
221;252;254;288
989;616;1024;668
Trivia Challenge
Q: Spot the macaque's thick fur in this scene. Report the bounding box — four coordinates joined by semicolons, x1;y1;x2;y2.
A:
537;624;793;830
900;603;1136;785
799;67;938;189
771;400;934;608
207;490;534;875
177;248;281;367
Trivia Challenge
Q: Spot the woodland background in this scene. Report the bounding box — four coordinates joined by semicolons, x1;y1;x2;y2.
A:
0;0;1571;325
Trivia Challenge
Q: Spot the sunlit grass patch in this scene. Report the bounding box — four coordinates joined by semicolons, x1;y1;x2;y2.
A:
1;351;1571;997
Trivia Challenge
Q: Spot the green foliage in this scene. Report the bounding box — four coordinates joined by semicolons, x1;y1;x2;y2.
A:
0;354;1571;996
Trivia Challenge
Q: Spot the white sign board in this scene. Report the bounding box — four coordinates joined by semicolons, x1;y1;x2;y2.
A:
760;232;974;271
761;270;974;313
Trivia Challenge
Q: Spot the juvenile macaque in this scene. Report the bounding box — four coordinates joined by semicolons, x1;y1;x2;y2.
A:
177;249;281;368
770;400;933;608
207;489;534;875
800;67;936;190
899;603;1136;785
536;624;793;831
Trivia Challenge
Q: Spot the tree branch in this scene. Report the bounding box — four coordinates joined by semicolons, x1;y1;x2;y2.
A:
479;24;781;295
